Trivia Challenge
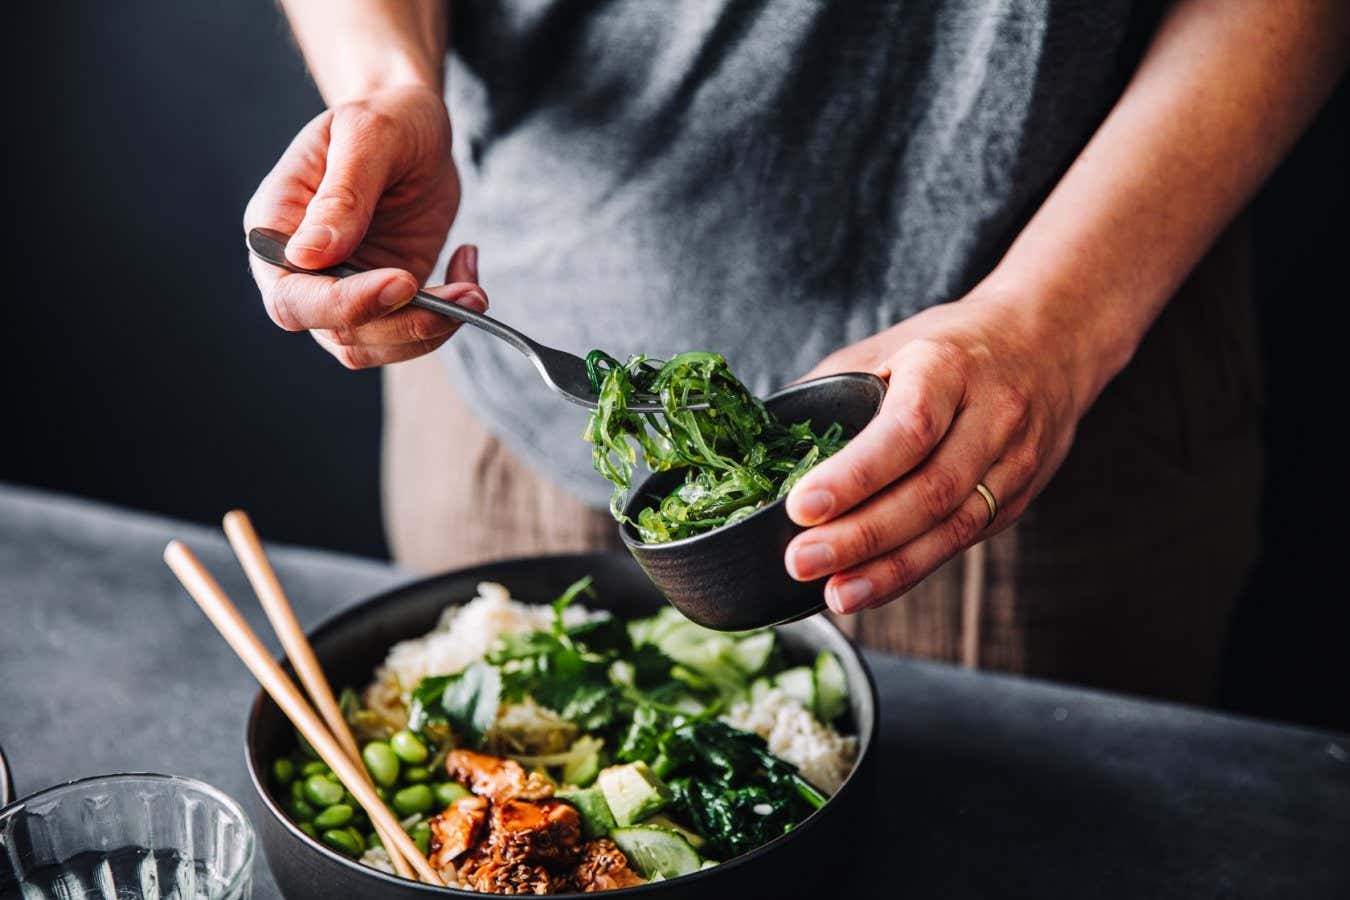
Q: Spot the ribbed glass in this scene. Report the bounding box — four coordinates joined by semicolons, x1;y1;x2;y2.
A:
0;773;254;899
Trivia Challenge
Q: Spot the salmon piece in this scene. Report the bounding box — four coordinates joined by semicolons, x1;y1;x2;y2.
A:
427;795;488;873
456;843;554;894
446;749;554;803
564;839;646;892
488;799;582;863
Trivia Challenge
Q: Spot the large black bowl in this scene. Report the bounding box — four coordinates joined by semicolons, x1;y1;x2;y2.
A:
621;373;886;631
245;552;877;899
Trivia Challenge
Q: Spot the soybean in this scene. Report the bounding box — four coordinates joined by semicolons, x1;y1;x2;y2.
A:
390;729;429;764
303;774;345;808
300;760;331;779
403;765;431;784
410;822;431;857
298;822;318;839
434;782;470;807
392;784;434;816
313;803;354;829
321;827;363;858
288;798;317;822
272;758;296;787
362;741;400;788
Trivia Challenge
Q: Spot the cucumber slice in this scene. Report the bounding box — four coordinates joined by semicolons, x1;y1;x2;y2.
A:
813;651;848;722
611;827;702;880
729;631;775;675
773;666;816;710
659;624;745;694
643;814;706;849
562;741;604;788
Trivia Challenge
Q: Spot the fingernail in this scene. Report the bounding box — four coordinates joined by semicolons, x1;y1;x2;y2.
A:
465;245;479;281
788;542;835;581
830;577;873;614
792;490;834;523
289;225;332;256
379;276;416;308
458;289;487;314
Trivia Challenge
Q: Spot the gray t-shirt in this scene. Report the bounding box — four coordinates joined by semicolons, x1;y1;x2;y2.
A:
439;0;1145;507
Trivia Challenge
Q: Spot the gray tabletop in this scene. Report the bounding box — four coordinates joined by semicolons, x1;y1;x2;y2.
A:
2;485;1348;899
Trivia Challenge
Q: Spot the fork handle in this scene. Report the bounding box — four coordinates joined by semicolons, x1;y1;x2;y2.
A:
246;227;539;359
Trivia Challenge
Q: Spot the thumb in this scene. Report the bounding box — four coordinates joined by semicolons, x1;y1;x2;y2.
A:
286;111;392;269
446;243;479;284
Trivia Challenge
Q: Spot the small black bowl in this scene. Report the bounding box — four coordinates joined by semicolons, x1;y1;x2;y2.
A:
245;552;877;899
620;373;886;631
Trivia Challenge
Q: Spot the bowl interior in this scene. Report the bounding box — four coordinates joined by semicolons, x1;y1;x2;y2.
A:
619;372;886;546
245;552;877;896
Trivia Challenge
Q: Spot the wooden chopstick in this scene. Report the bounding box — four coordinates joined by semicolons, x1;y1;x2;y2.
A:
163;540;445;886
220;510;414;880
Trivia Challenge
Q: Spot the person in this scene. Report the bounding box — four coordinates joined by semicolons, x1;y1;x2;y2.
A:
245;0;1350;703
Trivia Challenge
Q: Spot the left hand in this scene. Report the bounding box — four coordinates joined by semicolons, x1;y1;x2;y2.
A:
783;288;1094;614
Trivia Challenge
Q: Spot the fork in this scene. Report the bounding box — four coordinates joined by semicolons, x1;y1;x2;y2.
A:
247;227;697;413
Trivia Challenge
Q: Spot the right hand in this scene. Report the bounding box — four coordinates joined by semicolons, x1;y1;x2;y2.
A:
243;84;486;368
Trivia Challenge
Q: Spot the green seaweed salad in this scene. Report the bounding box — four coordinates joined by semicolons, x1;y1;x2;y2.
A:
583;350;848;542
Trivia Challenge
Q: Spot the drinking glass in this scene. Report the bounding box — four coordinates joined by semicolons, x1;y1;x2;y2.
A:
0;773;254;899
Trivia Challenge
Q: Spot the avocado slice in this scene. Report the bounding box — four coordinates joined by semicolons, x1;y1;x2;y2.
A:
557;785;618;839
596;761;670;826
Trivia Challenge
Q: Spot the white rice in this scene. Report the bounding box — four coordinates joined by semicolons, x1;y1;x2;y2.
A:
721;688;858;795
364;582;598;724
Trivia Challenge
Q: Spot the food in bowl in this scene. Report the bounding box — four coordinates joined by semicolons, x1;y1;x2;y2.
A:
267;579;857;892
582;350;849;543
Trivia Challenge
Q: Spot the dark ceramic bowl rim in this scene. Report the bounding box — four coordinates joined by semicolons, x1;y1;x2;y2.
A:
618;372;886;552
244;555;879;897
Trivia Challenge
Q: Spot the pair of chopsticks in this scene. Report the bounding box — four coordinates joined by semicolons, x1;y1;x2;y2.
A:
164;511;445;886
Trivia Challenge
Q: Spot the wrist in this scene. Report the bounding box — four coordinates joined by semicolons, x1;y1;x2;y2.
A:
968;265;1143;417
320;47;442;108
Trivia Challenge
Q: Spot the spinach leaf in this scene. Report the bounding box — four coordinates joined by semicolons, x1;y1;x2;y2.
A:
582;350;849;541
439;662;501;749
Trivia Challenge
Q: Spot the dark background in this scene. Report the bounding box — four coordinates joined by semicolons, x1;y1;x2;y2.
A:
3;3;1346;730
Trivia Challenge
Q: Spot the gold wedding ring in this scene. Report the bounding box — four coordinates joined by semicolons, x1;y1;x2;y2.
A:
974;482;998;528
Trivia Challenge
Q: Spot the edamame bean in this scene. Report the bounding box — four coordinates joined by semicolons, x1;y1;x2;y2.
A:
290;780;307;804
389;729;429;764
434;782;470;807
367;830;383;849
321;828;363;858
301;760;331;779
411;822;430;857
272;758;296;786
392;784;434;816
313;803;354;829
361;741;400;788
303;774;345;808
403;765;431;784
298;822;318;839
288;798;317;822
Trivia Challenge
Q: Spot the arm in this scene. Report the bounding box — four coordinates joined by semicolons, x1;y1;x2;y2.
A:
784;0;1350;613
244;1;486;370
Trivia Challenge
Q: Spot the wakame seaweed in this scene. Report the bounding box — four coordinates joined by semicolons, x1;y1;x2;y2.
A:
582;350;847;543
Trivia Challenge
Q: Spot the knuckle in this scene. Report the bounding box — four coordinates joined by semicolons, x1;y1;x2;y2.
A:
843;458;876;502
341;106;395;140
916;463;961;520
327;326;356;347
879;553;918;595
890;396;942;453
849;515;889;562
915;337;972;379
995;383;1032;429
335;345;372;370
266;284;302;332
947;505;985;548
312;181;363;217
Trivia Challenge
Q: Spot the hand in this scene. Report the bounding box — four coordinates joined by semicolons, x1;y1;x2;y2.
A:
243;84;484;368
783;288;1094;614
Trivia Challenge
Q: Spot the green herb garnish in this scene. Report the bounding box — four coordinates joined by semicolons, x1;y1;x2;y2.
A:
583;350;847;542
